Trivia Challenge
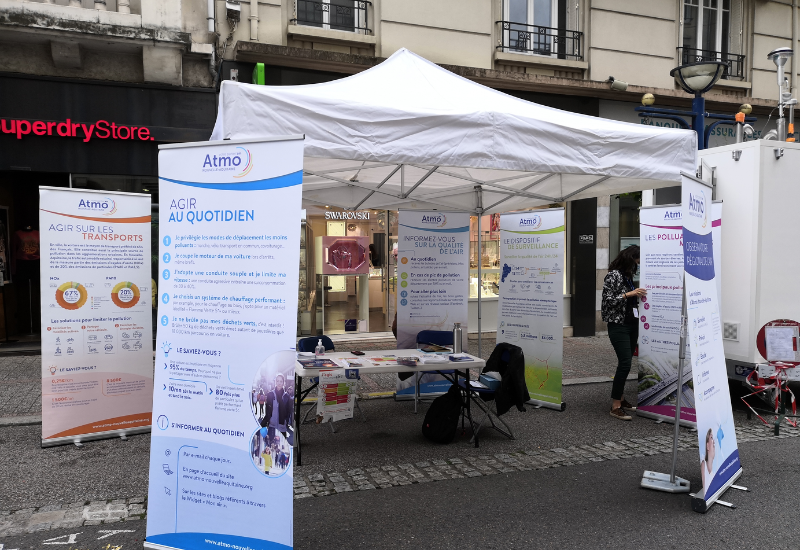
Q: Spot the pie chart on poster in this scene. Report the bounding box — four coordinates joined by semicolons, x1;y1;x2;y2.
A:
56;282;88;310
111;282;140;308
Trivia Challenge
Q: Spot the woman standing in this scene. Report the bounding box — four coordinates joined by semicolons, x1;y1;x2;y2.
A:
601;245;646;420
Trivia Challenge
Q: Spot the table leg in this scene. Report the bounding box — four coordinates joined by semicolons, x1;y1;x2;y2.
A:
295;373;302;466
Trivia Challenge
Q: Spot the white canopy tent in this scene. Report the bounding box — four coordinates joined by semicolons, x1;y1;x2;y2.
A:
209;48;697;349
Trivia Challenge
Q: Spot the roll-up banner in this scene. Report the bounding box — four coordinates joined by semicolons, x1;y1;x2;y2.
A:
637;203;722;426
497;208;565;410
145;136;303;550
39;187;153;447
681;174;741;512
396;210;469;399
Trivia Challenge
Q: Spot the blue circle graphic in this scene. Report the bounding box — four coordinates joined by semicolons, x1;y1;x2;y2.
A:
161;315;169;326
163;252;171;264
162;293;170;304
157;415;169;430
400;299;408;306
400;290;408;298
162;269;170;280
163;236;171;247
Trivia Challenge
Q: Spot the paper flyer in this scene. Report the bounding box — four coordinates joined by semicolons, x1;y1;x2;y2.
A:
316;369;358;423
145;137;303;550
497;208;564;407
396;210;469;398
39;187;153;445
681;174;741;507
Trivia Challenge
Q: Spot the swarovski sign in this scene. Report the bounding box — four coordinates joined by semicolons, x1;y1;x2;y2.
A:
325;211;370;220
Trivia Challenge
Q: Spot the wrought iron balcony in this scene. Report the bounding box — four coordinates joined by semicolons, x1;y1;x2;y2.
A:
496;21;583;61
678;47;745;81
292;0;372;35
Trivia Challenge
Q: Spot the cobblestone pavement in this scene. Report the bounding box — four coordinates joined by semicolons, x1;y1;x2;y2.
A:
0;423;794;537
0;336;626;418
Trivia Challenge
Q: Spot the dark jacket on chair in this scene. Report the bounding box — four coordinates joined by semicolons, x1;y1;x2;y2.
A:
484;343;529;416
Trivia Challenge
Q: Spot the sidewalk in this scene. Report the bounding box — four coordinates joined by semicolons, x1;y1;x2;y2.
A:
0;335;629;423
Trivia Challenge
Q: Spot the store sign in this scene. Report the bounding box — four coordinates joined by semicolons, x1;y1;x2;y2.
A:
325;211;370;220
0;117;154;142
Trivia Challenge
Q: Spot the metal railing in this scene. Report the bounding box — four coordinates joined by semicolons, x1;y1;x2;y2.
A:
292;0;372;35
496;21;583;61
678;47;745;81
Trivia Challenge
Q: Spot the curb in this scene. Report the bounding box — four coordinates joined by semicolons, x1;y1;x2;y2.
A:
0;415;42;427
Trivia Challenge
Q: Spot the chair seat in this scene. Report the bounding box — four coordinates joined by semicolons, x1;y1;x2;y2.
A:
457;379;496;394
423;369;455;374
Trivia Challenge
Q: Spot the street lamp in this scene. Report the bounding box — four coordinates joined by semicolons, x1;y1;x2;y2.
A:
636;61;754;150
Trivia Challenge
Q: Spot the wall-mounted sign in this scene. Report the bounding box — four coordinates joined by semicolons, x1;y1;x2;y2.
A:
325;211;370;220
1;118;154;142
578;234;594;244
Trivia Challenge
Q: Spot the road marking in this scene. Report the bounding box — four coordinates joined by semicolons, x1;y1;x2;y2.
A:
96;530;136;540
43;532;81;545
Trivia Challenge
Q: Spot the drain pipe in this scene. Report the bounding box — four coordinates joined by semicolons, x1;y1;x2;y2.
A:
250;0;259;41
208;0;219;86
791;0;798;140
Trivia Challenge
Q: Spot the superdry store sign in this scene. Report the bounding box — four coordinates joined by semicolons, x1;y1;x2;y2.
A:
1;117;154;142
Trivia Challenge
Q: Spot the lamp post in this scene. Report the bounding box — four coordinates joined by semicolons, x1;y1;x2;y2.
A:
635;61;756;150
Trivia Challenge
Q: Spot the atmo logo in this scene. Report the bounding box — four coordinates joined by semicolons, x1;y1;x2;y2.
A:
78;197;117;216
664;210;681;220
421;213;447;227
519;214;542;229
688;191;707;227
201;147;253;177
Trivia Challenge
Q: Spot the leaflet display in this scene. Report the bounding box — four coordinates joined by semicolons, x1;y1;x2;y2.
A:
497;209;565;409
145;137;303;550
681;174;741;511
39;187;153;446
396;210;469;398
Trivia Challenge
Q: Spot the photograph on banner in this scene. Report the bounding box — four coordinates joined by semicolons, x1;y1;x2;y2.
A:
39;187;153;445
681;174;741;504
637;203;721;425
146;137;303;550
497;208;564;407
396;210;469;398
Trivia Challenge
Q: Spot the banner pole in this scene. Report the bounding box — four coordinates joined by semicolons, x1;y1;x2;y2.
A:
671;286;688;483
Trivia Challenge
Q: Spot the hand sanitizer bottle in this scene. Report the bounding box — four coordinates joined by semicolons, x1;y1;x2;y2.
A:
315;339;325;357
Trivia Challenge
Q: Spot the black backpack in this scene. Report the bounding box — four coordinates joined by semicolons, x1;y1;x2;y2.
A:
422;385;462;444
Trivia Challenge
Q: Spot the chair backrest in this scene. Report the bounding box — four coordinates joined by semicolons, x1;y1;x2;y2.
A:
415;330;454;347
485;342;524;376
297;336;335;353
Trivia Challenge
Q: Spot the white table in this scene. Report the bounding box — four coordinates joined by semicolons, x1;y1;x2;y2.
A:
294;349;486;465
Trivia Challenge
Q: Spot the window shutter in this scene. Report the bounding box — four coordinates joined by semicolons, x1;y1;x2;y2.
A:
729;0;743;55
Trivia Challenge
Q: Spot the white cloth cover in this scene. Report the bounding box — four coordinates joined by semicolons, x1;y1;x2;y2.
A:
210;49;697;213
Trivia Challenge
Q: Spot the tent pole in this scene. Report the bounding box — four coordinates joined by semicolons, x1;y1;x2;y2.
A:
475;186;483;359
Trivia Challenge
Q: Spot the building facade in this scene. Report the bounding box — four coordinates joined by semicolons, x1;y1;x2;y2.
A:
0;0;796;338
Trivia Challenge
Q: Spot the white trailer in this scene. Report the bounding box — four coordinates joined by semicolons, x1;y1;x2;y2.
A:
697;139;800;382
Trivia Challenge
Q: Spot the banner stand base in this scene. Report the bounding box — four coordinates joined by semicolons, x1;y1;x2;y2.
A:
528;399;566;412
636;409;697;429
640;470;691;493
41;426;151;448
690;467;744;513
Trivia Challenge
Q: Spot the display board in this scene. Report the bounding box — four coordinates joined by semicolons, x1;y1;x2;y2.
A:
637;203;722;426
145;136;303;550
39;187;153;446
497;208;565;409
681;174;741;511
396;210;469;398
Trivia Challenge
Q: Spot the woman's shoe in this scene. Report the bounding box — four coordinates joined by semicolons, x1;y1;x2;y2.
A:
621;398;637;411
610;407;632;421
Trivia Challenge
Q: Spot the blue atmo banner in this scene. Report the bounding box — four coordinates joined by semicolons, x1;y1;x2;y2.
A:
145;137;304;550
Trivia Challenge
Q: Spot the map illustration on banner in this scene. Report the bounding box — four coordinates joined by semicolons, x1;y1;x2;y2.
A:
40;187;153;446
497;209;564;409
637;203;721;426
145;137;303;550
681;174;741;511
396;210;469;398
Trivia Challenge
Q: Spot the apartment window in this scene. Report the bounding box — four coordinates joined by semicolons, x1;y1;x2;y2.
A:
292;0;371;34
499;0;583;60
681;0;744;79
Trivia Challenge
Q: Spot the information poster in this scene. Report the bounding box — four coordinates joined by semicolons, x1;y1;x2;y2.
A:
316;369;358;422
145;137;303;550
497;209;564;408
637;203;721;425
681;174;741;509
39;187;153;445
396;210;469;398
